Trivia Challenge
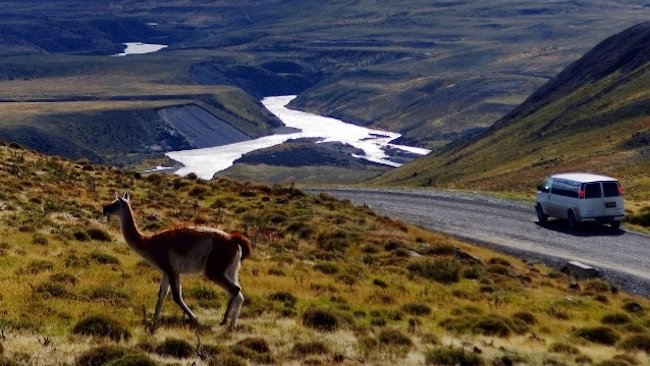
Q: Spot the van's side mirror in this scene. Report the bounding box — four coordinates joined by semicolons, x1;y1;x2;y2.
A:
538;185;544;192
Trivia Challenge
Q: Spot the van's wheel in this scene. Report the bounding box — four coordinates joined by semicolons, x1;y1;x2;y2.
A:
567;210;577;230
610;221;621;230
536;204;547;224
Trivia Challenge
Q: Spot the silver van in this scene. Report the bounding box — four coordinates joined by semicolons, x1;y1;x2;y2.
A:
536;173;625;229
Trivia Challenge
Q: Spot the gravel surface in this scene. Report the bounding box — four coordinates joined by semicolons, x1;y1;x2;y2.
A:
308;188;650;297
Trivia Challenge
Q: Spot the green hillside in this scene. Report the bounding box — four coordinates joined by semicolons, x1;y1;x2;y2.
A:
0;146;649;365
375;22;650;207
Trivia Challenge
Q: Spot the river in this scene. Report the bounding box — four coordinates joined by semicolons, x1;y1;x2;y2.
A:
166;95;430;180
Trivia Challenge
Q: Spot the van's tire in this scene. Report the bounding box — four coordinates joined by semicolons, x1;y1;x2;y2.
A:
567;210;577;230
610;221;621;230
536;204;548;224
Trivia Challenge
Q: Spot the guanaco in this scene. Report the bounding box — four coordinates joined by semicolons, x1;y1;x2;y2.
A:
102;192;252;330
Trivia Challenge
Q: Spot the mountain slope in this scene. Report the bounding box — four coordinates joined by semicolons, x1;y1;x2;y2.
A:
374;22;650;202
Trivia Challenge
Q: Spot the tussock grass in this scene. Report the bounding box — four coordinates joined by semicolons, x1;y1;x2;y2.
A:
155;338;194;359
73;315;131;342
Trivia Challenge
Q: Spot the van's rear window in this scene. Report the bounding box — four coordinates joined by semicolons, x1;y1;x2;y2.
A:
584;183;601;199
603;182;621;197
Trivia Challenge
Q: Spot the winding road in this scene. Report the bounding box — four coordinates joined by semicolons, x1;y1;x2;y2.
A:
308;188;650;297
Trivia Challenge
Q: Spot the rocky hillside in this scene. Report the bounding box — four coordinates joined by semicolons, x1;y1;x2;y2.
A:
375;22;650;205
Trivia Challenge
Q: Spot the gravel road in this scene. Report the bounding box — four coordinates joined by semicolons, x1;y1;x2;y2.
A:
308;188;650;297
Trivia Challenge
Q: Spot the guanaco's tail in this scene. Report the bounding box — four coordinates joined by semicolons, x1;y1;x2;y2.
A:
230;232;253;261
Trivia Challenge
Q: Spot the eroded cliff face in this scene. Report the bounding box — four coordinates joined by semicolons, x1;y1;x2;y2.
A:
158;104;251;149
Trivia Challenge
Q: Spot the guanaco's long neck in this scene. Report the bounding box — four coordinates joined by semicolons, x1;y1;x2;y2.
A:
118;203;146;252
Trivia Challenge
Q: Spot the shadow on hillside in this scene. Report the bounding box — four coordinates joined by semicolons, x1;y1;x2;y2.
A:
536;220;625;237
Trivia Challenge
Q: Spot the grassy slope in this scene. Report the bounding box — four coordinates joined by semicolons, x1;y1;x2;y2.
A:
374;24;650;208
0;146;649;365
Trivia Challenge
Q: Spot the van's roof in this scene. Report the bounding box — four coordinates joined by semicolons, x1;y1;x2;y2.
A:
551;173;618;183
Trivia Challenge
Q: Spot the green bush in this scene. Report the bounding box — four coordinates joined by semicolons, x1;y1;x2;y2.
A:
303;308;340;332
423;347;485;366
407;258;461;284
575;326;620;345
73;315;131;342
155;338;194;358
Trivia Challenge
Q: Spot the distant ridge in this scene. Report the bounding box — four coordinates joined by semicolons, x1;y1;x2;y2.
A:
375;22;650;202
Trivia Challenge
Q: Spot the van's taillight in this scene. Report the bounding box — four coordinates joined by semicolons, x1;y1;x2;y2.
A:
618;183;625;196
578;188;585;199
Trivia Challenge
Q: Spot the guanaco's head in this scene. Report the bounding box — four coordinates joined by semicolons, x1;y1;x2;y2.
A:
103;192;131;217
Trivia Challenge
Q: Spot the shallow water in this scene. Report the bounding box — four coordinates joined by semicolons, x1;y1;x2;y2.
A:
166;95;430;179
112;42;168;57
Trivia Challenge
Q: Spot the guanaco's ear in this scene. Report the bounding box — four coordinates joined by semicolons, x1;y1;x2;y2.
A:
123;192;131;201
115;191;121;200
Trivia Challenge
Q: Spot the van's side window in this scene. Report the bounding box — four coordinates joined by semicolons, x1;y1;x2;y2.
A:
551;179;580;198
584;183;602;199
603;182;621;197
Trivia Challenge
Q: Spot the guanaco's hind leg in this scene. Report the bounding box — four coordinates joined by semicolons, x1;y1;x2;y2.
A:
168;273;198;323
206;243;244;330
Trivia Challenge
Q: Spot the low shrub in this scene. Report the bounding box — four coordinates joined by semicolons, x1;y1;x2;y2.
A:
420;243;455;256
49;273;77;285
292;341;330;357
372;278;388;288
619;334;650;352
548;342;580;355
25;260;53;274
73;315;131;342
74;230;91;241
187;285;219;300
155;338;194;358
268;291;298;307
402;302;432;316
303;308;339;332
104;353;158;366
87;228;112;242
601;312;631;325
622;301;644;314
88;286;129;305
89;252;120;265
487;257;511;267
208;354;247;366
314;262;339;275
34;282;71;299
423;347;485;366
237;337;271;354
512;311;537;325
440;315;527;338
76;345;128;366
575;326;620;345
378;329;413;347
407;258;461;284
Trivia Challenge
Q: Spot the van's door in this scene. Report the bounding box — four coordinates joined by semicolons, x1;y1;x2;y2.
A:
580;182;603;219
601;181;625;218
